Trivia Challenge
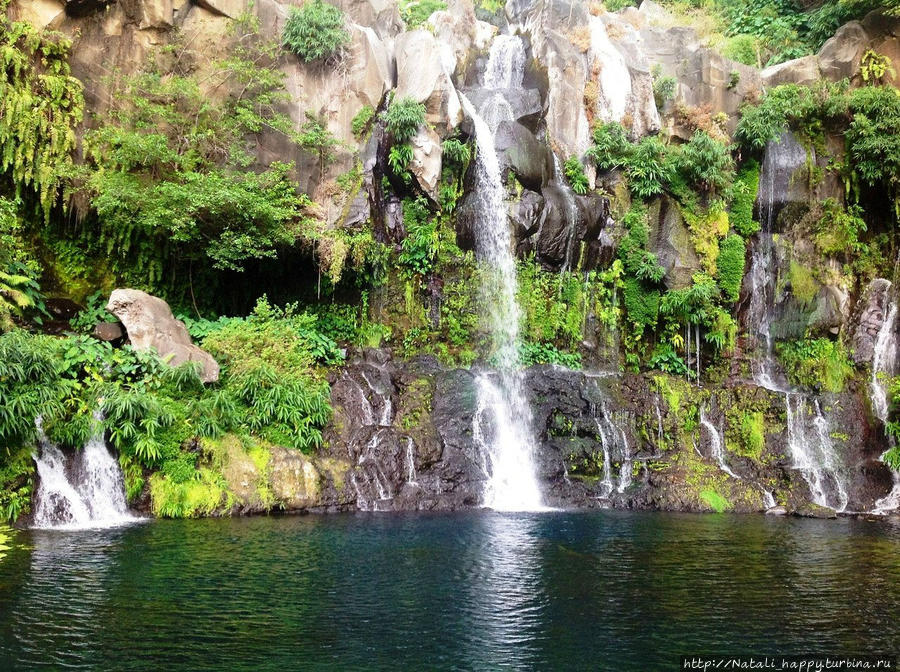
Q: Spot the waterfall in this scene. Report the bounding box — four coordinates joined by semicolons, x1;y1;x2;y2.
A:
785;395;849;512
460;41;544;510
870;294;898;425
32;419;136;530
593;401;631;498
552;154;580;273
480;35;525;133
869;287;900;513
700;410;740;480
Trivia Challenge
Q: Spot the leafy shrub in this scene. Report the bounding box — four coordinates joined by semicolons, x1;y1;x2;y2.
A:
399;0;447;27
384;97;426;142
776;338;853;393
722;34;760;67
675;131;735;195
813;199;867;259
564;157;589;195
625;136;674;199
517;342;582;369
623;277;660;334
586;122;632;172
730;411;765;460
730;161;760;237
351;105;376;138
203;296;343;374
441;138;471;165
282;0;351;62
398;198;438;277
716;234;746;303
70;291;117;334
388;143;414;174
651;65;677;109
649;342;690;376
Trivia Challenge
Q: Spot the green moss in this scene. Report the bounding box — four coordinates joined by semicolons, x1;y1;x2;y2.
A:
717;234;746;303
149;467;231;518
700;489;729;513
788;260;818;306
728;411;765;461
777;338;854;394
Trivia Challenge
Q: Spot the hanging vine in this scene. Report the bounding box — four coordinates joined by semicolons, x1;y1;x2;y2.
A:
0;1;84;220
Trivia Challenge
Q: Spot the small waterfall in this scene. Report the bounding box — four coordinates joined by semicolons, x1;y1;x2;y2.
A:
460;35;545;512
32;420;136;530
552;154;580;273
405;437;418;485
480;35;525;133
593;401;631;498
785;395;849;512
700;410;740;480
868;286;900;513
351;429;395;511
870;294;898;425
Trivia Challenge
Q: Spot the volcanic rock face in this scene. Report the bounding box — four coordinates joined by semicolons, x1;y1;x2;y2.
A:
106;289;221;383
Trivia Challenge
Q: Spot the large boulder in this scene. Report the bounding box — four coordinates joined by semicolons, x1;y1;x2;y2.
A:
106;289;221;383
493;121;553;190
648;197;700;290
409;125;443;200
395;29;463;135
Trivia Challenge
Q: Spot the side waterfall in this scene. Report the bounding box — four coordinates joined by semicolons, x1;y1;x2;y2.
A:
746;135;848;511
33;418;136;529
461;34;544;511
869;288;900;513
700;410;740;480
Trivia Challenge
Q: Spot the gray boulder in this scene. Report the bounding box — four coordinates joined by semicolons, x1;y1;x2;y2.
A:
106;289;221;383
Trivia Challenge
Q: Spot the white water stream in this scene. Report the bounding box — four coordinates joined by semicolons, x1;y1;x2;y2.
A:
32;418;137;530
461;35;545;511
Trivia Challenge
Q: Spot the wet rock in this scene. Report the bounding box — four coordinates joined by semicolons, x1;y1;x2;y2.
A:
493;121;553;190
765;505;788;515
648;196;700;290
534;182;585;269
106;288;220;383
850;279;895;366
510;189;545;242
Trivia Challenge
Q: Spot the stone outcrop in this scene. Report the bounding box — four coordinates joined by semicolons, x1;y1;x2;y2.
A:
851;279;897;366
240;349;895;515
106;289;221;383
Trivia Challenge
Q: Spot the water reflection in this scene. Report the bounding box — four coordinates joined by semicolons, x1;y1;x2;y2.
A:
0;512;898;670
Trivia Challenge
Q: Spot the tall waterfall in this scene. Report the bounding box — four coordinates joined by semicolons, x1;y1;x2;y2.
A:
32;420;136;529
746;134;850;511
461;34;544;511
869;287;900;513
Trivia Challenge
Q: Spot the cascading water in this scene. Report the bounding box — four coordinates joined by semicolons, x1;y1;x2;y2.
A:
785;395;849;512
552;154;580;274
699;410;740;480
461;34;544;511
592;401;632;498
32;419;136;529
868;287;900;513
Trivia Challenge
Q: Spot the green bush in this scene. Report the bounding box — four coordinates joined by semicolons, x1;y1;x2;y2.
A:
398;198;439;277
282;0;350;62
564;157;589;195
730;161;760;237
626;136;674;199
722;34;760;67
776;338;854;394
384;97;426;142
716;234;746;303
730;411;765;460
202;296;343;374
351;105;376;138
651;65;677;109
623;277;660;334
399;0;447;27
586;122;632;172
676;131;735;196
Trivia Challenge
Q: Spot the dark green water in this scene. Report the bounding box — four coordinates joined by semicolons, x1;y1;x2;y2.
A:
1;511;899;671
